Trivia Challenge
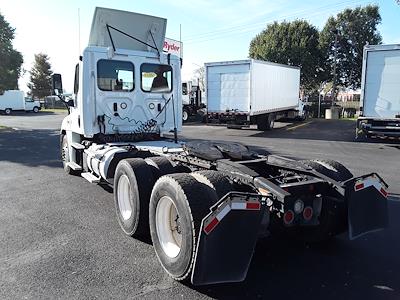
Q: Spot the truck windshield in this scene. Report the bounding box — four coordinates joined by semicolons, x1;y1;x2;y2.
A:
97;59;134;92
141;63;172;93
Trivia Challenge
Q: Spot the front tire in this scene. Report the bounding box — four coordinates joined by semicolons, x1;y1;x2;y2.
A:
60;134;76;175
33;106;39;113
149;173;218;280
182;108;190;122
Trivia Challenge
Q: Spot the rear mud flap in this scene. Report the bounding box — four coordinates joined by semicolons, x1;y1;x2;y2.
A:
346;173;389;240
191;193;265;286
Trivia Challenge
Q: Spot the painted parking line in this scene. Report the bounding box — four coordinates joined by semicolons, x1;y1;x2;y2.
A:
286;121;313;131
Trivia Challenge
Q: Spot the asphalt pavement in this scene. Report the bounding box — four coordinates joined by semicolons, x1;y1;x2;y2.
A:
0;112;399;299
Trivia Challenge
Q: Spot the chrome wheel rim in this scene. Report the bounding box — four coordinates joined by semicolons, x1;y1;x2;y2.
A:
156;196;182;258
117;174;132;220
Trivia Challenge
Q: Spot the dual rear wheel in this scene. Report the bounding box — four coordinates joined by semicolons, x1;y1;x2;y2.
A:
113;160;232;280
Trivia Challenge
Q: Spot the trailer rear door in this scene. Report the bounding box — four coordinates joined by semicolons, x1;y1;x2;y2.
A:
207;62;250;113
363;49;400;118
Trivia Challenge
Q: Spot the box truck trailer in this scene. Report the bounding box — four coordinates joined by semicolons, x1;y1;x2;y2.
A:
0;90;41;114
55;7;388;286
205;60;301;130
356;44;400;139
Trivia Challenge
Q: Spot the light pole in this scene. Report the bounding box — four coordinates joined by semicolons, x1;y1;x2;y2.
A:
331;29;339;109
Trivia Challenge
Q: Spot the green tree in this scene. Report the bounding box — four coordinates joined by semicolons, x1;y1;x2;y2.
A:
319;5;382;90
249;20;322;92
0;12;23;94
27;53;53;99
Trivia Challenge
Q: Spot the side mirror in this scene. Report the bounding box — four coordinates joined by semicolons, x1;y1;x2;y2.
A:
64;96;74;107
52;74;63;95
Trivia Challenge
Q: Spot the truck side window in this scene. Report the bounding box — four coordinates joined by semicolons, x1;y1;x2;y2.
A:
97;60;134;92
141;63;172;93
74;64;79;94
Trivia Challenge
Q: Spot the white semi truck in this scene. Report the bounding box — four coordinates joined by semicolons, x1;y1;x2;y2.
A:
205;60;302;130
0;90;41;114
357;44;400;139
56;7;389;285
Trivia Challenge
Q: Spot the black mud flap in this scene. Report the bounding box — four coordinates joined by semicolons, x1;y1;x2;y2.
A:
191;192;265;286
346;173;389;240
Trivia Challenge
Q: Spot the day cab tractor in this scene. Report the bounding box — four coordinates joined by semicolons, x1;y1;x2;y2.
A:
55;7;389;285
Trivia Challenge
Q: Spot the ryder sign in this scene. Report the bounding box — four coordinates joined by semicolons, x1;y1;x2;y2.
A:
163;38;183;58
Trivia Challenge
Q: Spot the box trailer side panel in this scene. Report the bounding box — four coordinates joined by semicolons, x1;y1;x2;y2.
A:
250;61;300;116
363;49;400;118
0;90;24;110
206;62;251;113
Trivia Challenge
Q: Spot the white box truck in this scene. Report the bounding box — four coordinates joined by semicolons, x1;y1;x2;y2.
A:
53;7;389;286
357;44;400;139
205;59;301;130
0;90;41;114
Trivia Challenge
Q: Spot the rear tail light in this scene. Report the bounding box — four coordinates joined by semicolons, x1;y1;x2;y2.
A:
303;206;313;221
283;210;295;225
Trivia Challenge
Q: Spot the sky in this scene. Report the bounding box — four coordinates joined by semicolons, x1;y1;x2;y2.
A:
1;0;399;93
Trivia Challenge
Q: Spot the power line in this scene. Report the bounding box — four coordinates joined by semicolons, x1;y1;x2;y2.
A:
184;0;371;45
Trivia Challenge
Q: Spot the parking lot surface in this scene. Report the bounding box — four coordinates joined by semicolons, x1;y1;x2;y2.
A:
1;112;399;299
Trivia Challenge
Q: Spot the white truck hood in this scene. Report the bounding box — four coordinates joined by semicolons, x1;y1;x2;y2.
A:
89;7;167;53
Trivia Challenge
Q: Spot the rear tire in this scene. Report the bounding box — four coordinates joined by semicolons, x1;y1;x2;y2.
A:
256;114;274;131
191;170;233;199
145;156;175;177
5;108;11;115
149;173;218;280
287;159;353;243
302;159;353;182
114;158;156;237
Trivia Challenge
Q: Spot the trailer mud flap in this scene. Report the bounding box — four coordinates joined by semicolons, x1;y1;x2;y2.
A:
346;174;388;240
191;193;265;286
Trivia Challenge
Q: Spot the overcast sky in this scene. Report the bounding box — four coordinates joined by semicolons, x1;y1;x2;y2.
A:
1;0;399;93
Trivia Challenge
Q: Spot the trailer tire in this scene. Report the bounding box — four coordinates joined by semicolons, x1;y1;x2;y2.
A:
149;173;218;281
191;170;232;199
114;158;156;237
145;156;175;177
5;108;12;115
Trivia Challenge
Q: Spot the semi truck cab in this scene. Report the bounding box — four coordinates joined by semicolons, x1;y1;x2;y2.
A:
54;7;389;286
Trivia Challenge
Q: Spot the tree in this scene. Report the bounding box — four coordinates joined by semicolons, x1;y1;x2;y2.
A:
27;53;53;99
319;5;382;90
0;12;23;94
249;20;323;92
192;66;205;92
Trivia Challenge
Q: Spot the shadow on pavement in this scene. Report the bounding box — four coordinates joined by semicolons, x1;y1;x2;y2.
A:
247;119;400;145
0;128;61;168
